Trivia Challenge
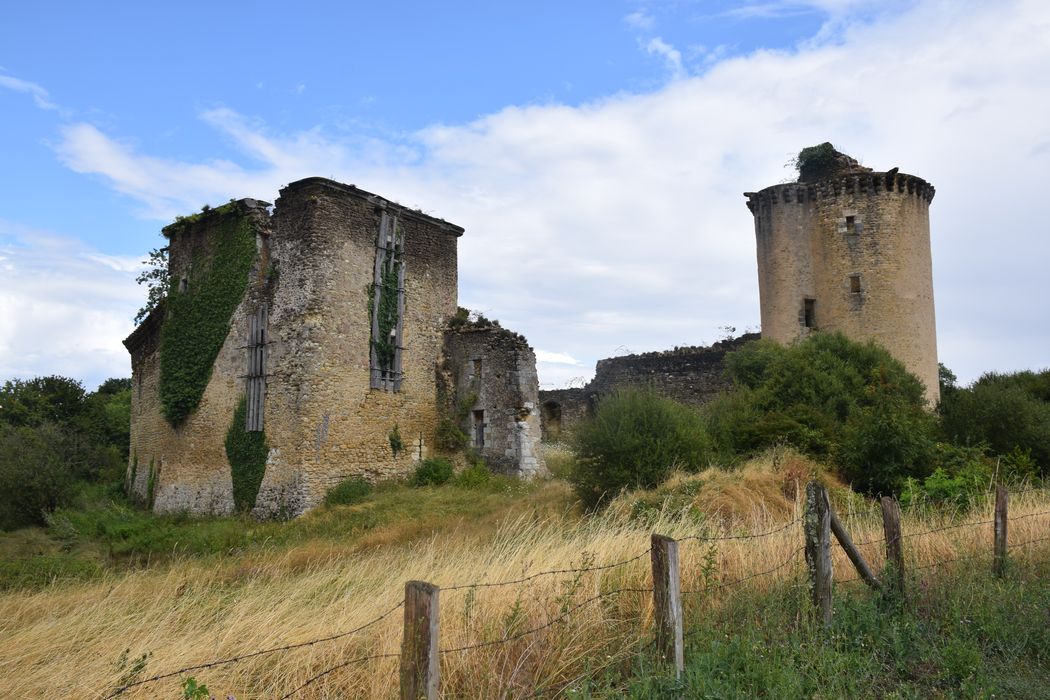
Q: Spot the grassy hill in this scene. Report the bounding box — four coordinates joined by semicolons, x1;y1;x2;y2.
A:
1;447;1048;698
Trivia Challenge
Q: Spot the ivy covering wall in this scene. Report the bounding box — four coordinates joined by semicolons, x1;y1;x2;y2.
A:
159;206;258;426
225;395;268;512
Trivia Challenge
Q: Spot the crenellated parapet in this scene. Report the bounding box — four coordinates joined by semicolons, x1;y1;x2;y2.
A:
744;171;935;212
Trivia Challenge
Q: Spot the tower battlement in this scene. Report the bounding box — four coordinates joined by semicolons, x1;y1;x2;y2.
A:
744;172;935;212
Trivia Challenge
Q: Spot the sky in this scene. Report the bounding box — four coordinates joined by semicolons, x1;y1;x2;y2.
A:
1;0;1048;392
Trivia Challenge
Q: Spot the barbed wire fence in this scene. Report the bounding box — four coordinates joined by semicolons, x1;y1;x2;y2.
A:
101;483;1050;699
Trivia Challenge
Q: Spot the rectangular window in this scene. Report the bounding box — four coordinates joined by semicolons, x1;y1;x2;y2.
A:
803;298;816;328
845;215;856;234
472;409;485;448
850;275;862;294
472;358;482;379
370;211;405;391
245;303;267;432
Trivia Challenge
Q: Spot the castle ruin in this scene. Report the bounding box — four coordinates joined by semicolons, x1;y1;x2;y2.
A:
125;177;545;517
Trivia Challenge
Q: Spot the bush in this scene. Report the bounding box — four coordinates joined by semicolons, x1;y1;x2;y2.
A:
0;423;78;530
454;462;492;488
411;458;454;487
940;371;1050;473
570;388;712;509
899;443;993;507
711;333;935;496
324;477;372;506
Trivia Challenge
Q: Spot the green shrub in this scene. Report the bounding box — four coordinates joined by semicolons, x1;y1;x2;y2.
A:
411;458;454;487
0;423;78;530
570;388;712;509
712;333;935;496
899;443;992;507
454;462;492;488
324;477;372;506
224;396;268;512
940;370;1050;473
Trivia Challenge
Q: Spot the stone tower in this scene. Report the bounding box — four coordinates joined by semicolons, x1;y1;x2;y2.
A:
744;144;939;404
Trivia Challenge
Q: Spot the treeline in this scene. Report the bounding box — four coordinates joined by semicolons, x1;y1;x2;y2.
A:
571;333;1049;508
0;376;130;530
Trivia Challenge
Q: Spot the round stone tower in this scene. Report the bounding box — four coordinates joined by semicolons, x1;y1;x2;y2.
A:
744;145;939;404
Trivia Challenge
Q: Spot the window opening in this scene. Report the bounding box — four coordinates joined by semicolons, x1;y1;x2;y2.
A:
472;358;482;379
803;298;816;329
850;275;862;294
845;215;856;234
245;303;268;431
178;276;189;293
370;211;405;391
472;409;485;448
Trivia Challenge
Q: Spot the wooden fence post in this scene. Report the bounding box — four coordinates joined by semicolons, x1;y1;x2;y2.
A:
994;485;1008;578
829;506;880;590
804;481;833;627
651;534;684;678
881;496;904;596
400;581;439;700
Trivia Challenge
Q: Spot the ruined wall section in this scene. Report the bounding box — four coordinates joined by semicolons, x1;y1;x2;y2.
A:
746;172;939;403
538;334;758;440
443;327;546;477
125;200;272;514
254;178;462;515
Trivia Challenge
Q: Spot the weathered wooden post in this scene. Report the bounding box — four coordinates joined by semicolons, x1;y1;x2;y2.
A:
651;534;684;678
994;485;1008;578
829;507;880;590
400;581;440;700
804;481;833;627
881;496;905;596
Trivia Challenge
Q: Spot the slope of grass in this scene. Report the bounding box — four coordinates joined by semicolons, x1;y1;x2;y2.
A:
0;451;1047;698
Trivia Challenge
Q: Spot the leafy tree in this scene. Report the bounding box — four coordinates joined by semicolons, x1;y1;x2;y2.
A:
0;376;87;428
0;423;78;529
571;388;712;509
134;246;169;325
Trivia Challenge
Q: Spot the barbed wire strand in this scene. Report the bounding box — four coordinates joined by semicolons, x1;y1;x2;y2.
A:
102;600;405;698
278;651;400;700
440;586;653;655
676;516;803;545
682;544;805;598
441;549;653;592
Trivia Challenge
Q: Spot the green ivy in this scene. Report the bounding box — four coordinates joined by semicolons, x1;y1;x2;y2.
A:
225;395;268;513
159;205;258;426
389;423;404;457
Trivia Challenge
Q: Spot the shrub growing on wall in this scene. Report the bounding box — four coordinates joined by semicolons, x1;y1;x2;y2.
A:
571;388;712;509
224;396;268;512
159;206;258;426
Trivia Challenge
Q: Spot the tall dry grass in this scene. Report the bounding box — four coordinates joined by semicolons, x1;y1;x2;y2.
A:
1;454;1047;699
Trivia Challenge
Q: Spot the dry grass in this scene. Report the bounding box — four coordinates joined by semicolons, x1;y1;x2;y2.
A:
1;452;1047;699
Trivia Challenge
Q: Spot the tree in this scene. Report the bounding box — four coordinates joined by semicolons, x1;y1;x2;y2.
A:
134;246;169;325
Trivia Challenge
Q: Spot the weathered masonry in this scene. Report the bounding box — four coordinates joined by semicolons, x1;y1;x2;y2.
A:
125;178;545;518
745;146;939;404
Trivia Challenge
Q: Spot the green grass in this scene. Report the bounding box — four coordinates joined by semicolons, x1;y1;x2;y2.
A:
570;554;1050;698
0;476;543;591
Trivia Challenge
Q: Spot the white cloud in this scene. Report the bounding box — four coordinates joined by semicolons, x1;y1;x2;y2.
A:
624;10;656;31
535;350;582;366
0;222;141;389
44;0;1050;388
0;72;57;110
644;37;687;79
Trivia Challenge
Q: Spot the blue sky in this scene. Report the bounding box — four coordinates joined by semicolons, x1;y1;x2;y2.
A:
1;0;1048;391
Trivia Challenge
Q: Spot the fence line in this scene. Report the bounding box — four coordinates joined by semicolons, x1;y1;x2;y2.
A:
102;484;1048;699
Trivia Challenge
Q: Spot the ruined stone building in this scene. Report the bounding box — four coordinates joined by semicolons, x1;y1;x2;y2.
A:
745;146;939;403
124;177;545;517
540;145;939;439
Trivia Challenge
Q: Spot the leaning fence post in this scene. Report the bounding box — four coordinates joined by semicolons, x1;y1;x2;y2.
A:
994;485;1008;578
804;481;833;627
400;581;439;700
651;534;684;678
881;496;905;596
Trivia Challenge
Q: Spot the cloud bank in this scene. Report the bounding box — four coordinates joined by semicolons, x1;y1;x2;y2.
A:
8;0;1050;389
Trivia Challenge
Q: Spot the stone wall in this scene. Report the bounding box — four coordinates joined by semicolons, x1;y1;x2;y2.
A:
253;178;462;516
125;199;272;514
745;169;939;404
443;326;546;477
538;334;758;441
